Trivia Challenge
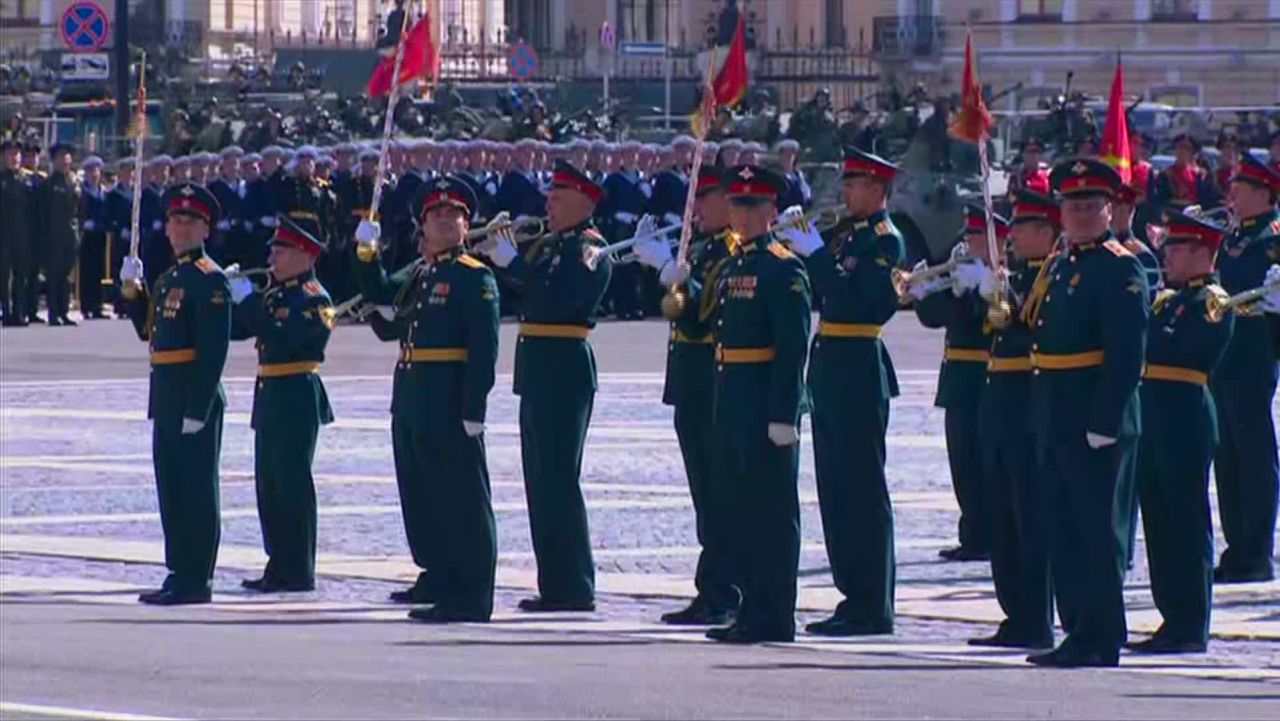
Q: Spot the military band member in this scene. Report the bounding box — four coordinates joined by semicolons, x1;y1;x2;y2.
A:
634;168;742;625
119;182;231;605
0;140;31;326
354;177;500;621
1128;211;1234;655
1025;159;1149;667
476;160;611;613
914;207;1009;563
780;149;903;637
38;144;81;326
79;155;109;319
228;215;336;593
1211;152;1280;584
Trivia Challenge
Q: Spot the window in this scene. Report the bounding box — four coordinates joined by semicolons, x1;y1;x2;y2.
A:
824;0;845;47
1017;0;1063;20
1152;0;1198;21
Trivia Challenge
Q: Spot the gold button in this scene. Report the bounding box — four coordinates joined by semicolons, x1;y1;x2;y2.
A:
1045;294;1051;301
1037;319;1044;326
717;364;724;371
1033;368;1041;376
1032;343;1039;351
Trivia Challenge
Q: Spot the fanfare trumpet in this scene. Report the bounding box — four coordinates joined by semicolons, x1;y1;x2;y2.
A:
771;203;849;236
224;264;274;290
890;258;964;300
582;220;683;270
467;215;547;249
320;292;380;326
1206;278;1280;323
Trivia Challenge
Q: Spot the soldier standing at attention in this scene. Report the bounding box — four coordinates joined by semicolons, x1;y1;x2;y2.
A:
78;155;109;319
633;167;742;625
774;140;812;212
19;141;47;324
141;155;173;288
475;160;611;613
119;182;231;605
228;215;336;593
779;149;903;637
1128;210;1234;655
38;144;81;326
208;146;245;268
354;178;500;620
1024;159;1148;667
0;140;31;326
104;158;137;319
1211;152;1280;584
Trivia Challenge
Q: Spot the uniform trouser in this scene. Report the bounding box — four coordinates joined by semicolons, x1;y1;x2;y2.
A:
811;399;895;627
254;413;320;585
714;418;800;636
519;391;596;603
673;401;740;610
984;434;1054;643
151;406;224;594
1137;433;1213;643
0;251;27;319
47;272;70;319
944;403;988;552
1118;440;1141;569
79;232;107;316
607;263;642;317
24;267;41;319
1213;376;1280;573
392;419;497;616
1039;434;1131;656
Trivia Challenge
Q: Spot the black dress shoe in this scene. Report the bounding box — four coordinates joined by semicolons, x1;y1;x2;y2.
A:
804;615;893;637
968;630;1053;650
27;316;45;324
56;316;77;326
517;596;595;613
242;576;314;593
1213;564;1274;584
938;545;991;562
46;316;63;326
660;601;736;626
407;605;490;624
1;317;27;327
705;623;793;644
138;588;212;606
1027;645;1118;668
1125;636;1207;655
389;586;440;604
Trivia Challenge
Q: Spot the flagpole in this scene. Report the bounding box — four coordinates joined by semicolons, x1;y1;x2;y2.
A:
121;52;147;301
366;8;413;234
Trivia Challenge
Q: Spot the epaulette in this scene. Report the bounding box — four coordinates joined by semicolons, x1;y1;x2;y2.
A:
1123;239;1146;255
303;280;324;296
767;241;794;260
1151;288;1177;314
1102;239;1133;257
581;228;606;246
457;253;485;270
875;220;894;236
193;257;220;275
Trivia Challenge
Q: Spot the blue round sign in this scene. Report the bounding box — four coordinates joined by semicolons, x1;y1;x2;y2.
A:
61;1;110;52
509;41;539;80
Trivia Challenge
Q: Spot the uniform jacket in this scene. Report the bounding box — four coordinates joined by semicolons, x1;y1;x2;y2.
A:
1215;209;1280;382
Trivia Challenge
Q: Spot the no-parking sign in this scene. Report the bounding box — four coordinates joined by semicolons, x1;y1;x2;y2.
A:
60;1;110;53
509;41;539;80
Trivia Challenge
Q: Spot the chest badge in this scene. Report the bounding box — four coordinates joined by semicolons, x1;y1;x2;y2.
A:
162;288;185;318
429;282;451;306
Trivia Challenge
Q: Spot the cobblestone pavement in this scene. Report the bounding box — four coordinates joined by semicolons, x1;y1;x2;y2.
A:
1;315;1277;718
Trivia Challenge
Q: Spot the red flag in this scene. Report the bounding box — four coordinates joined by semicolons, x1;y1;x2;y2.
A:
711;14;748;108
367;12;438;98
948;28;993;144
1099;58;1132;184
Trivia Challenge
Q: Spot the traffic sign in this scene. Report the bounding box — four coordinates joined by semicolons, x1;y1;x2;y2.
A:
619;41;665;57
60;1;109;53
509;41;540;80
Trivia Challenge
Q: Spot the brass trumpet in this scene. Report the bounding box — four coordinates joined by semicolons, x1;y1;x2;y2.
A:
467;215;547;246
320;293;378;326
583;220;684;270
891;258;964;300
772;204;849;236
225;264;274;290
1206;279;1280;322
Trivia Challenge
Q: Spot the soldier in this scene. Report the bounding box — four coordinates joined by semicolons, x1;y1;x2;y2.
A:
1024;159;1148;667
648;137;692;229
141;156;172;288
914;207;1008;563
1128;210;1234;655
38;144;81;326
474;160;611;613
634;168;741;625
78;154;109;319
1211;151;1280;583
209;146;245;268
600;144;650;320
353;177;500;621
119;182;231;605
775;140;811;212
280;147;339;290
495;139;546;220
1155;134;1216;212
1113;184;1163;301
240;152;271;270
20;141;46;324
458;141;497;224
657;164;811;643
228;215;336;593
103;158;137;319
1008;137;1050;197
0;140;30;326
968;190;1060;650
1213;132;1242;201
780;149;904;637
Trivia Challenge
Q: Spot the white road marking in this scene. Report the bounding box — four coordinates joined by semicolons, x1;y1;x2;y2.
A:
0;701;179;721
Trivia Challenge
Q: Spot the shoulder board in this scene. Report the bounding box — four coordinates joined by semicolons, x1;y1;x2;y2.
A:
874;220;894;236
1123;239;1146;255
767;241;794;260
582;228;606;246
1151;288;1177;314
303;280;324;297
193;257;221;275
457;253;486;270
36;170;47;178
1102;239;1133;257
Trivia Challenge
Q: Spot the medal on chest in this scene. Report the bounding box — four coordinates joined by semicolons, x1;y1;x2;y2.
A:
429;282;451;306
727;274;757;300
161;288;184;319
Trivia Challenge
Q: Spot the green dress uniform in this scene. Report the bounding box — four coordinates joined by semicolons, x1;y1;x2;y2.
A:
1026;160;1149;667
356;185;500;619
803;150;903;635
663;223;740;619
684;164;811;642
1211;153;1280;583
1133;214;1234;653
124;183;231;604
231;217;336;591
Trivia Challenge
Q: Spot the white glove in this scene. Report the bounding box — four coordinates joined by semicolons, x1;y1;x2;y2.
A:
463;420;485;438
355;219;381;246
908;276;946;301
634;214;659;242
975;266;1001;298
663;212;682;227
949;241;971;262
951;261;987;295
767;423;800;447
181;418;205;435
228;275;253;304
1086;432;1116;449
614;211;638;225
216;220;231;232
151;220;163;231
659;261;690;287
120;256;144;283
1262;265;1280;315
83;219;97;231
778;205;822;257
479;231;518;268
260;216;278;229
633;235;673;271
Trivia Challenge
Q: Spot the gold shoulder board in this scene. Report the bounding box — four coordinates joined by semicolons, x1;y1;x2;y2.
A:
767;241;794;260
457;254;485;269
1103;239;1132;257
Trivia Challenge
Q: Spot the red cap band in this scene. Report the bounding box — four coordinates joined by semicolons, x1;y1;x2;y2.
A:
275;226;323;257
551;169;603;203
167;196;212;222
843;157;896;181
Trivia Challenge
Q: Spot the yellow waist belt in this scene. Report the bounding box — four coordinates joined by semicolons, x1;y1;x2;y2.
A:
1143;364;1208;386
945;348;991;363
988;356;1033;373
401;348;468;363
817;321;883;339
150;348;196;365
672;330;713;345
519;323;591;340
716;347;776;364
258;361;321;378
1032;350;1104;370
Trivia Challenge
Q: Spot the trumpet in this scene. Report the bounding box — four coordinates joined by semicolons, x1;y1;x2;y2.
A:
583;220;683;270
225;264;273;290
772;203;849;235
1206;279;1280;322
891;258;964;300
466;215;547;246
320;293;379;326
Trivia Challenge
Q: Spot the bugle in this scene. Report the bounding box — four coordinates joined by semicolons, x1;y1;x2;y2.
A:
771;203;849;236
1206;279;1280;322
891;257;964;300
583;220;683;270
